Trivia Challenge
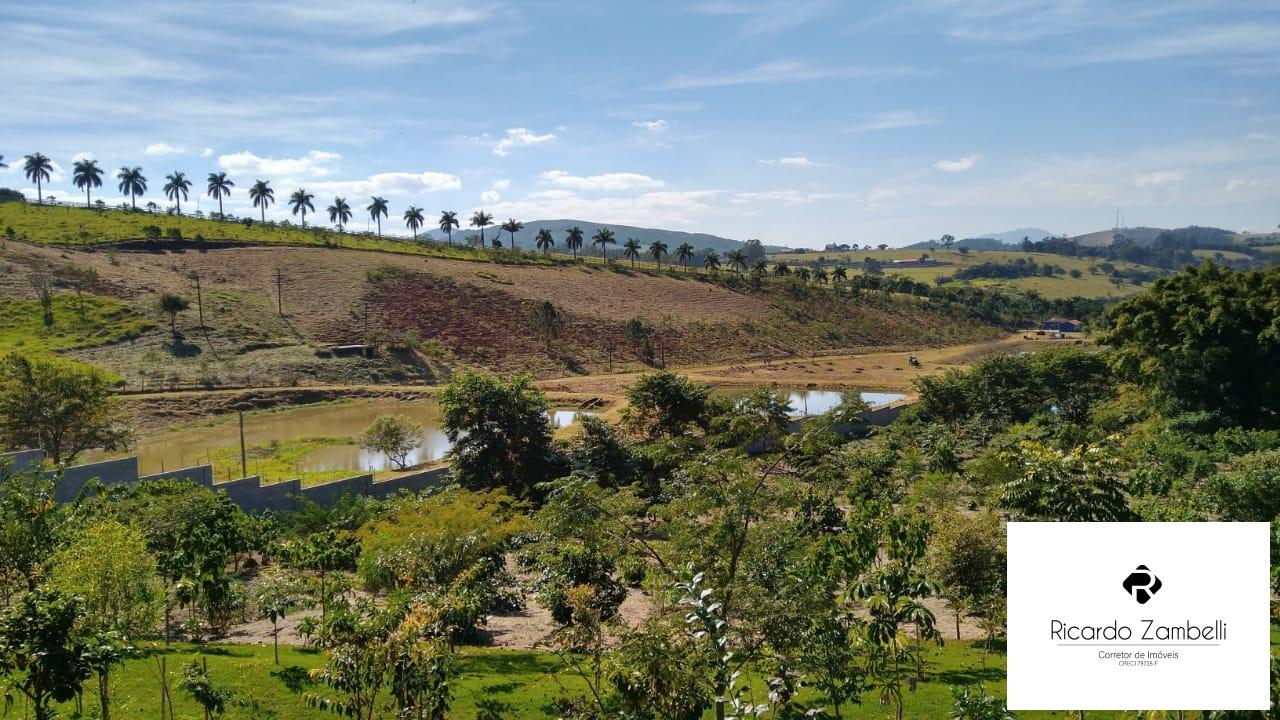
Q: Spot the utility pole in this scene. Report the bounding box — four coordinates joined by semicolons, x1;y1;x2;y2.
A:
190;271;204;328
238;410;247;479
276;267;283;315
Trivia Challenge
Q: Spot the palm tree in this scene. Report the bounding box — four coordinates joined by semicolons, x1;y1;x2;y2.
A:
832;266;848;284
813;266;829;285
403;206;425;240
649;240;669;270
367;196;389;237
535;228;554;255
773;261;791;277
499;218;524;249
327;196;353;231
470;210;493;248
795;266;811;282
676;242;695;272
206;172;234;218
116;166;147;210
702;250;721;272
623;237;642;268
726;248;749;274
163;171;192;214
750;258;768;276
23;153;54;205
592;228;616;264
0;155;7;169
565;226;584;262
289;189;315;227
439;210;460;245
72;159;104;208
249;179;275;222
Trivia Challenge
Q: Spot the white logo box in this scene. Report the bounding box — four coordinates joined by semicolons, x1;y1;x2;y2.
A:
1007;522;1271;711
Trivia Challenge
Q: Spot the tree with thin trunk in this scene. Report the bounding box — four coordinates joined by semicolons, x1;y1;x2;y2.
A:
72;159;104;208
591;228;616;264
470;210;493;247
439;210;459;245
289;189;315;227
648;240;668;269
23;153;54;205
249;179;274;221
327;196;352;232
565;226;584;262
206;172;234;218
676;242;695;272
366;196;389;237
535;228;554;255
163;172;192;215
623;237;641;268
403;206;424;240
702;250;720;272
116;167;147;210
726;248;748;274
157;293;189;337
500;218;524;249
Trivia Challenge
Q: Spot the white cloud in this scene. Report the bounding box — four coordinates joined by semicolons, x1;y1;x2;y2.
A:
200;148;213;158
1224;179;1262;192
933;154;981;172
1245;132;1273;142
633;119;669;133
760;155;815;167
541;170;665;192
309;171;462;197
144;142;185;156
1133;170;1184;188
661;60;915;89
488;189;721;228
480;190;501;203
218;150;342;177
732;189;847;205
848;111;937;132
493;128;555;156
492;178;511;190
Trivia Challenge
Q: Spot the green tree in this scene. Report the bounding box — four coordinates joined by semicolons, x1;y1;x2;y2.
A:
1001;440;1133;521
251;566;304;664
440;370;560;498
157;293;190;336
0;354;129;465
0;590;91;720
0;464;63;591
359;414;423;470
470;210;493;247
926;510;1006;641
22;153;54;205
702;250;720;272
592;228;616;264
367;196;389;237
623;237;642;267
676;242;695;272
565;226;585;261
249;179;274;221
289;188;315;227
327;196;353;232
622;370;711;439
1099;263;1280;428
403;205;425;240
48;519;161;639
205;172;234;217
438;210;459;245
163;171;192;215
115;166;147;210
180;659;231;720
500;218;524;249
72;158;104;208
649;240;669;269
535;228;555;254
726;248;748;274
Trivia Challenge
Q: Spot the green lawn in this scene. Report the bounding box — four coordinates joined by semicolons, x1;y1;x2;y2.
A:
0;293;154;361
40;637;1268;719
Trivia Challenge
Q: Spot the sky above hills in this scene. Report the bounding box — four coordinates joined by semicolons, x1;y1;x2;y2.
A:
1;0;1277;246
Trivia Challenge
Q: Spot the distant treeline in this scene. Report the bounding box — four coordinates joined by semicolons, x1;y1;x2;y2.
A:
1021;226;1275;270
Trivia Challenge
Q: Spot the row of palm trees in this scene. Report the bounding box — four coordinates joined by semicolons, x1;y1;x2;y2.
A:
13;152;766;269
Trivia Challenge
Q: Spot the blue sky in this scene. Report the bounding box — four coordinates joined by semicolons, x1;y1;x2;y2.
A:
1;0;1277;245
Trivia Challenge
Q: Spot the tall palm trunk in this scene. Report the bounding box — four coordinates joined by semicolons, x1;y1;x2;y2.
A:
36;179;42;205
85;187;91;207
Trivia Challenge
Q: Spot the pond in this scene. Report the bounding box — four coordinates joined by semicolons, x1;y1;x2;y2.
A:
115;400;594;477
714;388;907;417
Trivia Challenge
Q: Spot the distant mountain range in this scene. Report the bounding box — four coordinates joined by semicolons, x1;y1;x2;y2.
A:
423;219;786;254
906;225;1241;250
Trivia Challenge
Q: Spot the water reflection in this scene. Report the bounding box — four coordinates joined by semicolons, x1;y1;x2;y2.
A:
716;388;907;417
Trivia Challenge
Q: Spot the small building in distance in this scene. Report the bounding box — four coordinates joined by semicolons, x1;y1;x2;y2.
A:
1041;317;1082;333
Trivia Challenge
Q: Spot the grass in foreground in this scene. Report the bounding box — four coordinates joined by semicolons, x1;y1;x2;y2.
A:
0;293;154;360
37;639;1252;719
